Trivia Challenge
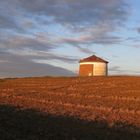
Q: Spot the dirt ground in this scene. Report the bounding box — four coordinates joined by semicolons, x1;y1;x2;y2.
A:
0;76;140;140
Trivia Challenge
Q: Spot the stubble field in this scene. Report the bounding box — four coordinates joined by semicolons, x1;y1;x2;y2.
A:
0;76;140;140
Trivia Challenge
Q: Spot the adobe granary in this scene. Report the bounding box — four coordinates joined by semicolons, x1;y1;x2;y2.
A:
79;55;108;76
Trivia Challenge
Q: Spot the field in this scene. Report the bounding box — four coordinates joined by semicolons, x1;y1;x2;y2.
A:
0;76;140;140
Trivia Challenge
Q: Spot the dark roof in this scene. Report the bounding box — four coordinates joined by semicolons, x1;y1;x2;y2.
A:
79;55;108;63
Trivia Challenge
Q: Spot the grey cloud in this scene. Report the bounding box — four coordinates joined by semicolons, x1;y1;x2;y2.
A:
109;66;140;75
0;14;32;32
0;15;17;29
0;34;55;51
24;51;79;63
112;55;118;58
18;0;128;27
0;0;131;77
93;36;122;45
0;0;128;47
0;0;128;30
133;44;140;48
109;66;129;75
137;27;140;34
20;51;79;63
0;0;17;29
59;23;122;47
75;46;95;55
0;51;75;78
109;66;122;72
0;33;78;64
0;0;36;31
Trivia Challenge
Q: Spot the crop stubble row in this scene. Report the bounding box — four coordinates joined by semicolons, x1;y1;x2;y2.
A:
0;76;140;127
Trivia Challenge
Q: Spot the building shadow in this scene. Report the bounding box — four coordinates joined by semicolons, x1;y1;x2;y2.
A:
0;104;140;140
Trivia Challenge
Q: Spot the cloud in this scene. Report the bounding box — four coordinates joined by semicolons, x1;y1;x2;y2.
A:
109;66;140;75
0;0;130;77
0;51;75;78
0;34;55;51
0;0;128;47
34;51;78;63
75;46;95;55
18;0;128;27
0;32;78;77
62;34;122;46
109;66;122;72
132;44;140;48
0;0;128;30
9;50;78;63
0;33;78;63
137;27;140;34
0;15;17;30
58;23;123;48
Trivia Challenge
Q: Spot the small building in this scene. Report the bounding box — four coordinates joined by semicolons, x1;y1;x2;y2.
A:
79;55;108;76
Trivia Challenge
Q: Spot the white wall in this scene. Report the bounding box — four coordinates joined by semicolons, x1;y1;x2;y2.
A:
80;62;108;76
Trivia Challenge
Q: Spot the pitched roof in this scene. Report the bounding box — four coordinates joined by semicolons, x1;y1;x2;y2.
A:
79;55;108;63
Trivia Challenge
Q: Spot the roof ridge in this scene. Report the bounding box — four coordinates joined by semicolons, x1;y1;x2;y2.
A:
79;55;108;63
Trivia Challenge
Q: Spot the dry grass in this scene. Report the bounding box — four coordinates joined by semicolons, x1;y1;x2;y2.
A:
0;76;140;139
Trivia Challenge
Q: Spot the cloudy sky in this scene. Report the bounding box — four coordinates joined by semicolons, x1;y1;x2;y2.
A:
0;0;140;77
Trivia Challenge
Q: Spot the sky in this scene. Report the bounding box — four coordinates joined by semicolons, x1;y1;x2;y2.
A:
0;0;140;77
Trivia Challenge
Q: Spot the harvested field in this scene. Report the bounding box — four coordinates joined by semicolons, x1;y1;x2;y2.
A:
0;76;140;140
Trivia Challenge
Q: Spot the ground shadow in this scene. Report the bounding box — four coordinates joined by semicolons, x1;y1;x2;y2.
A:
0;104;140;140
